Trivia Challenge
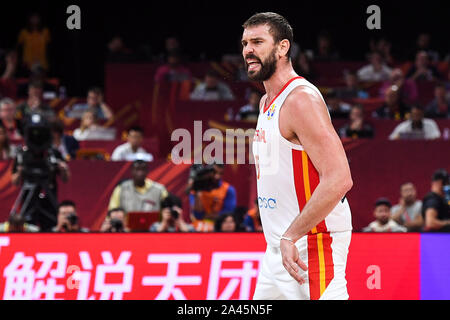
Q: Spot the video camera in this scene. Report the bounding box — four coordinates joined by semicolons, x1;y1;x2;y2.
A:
16;113;59;183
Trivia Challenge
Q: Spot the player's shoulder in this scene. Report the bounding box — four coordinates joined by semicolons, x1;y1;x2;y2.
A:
284;82;325;112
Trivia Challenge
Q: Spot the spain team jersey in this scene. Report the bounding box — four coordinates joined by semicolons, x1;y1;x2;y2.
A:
252;77;353;249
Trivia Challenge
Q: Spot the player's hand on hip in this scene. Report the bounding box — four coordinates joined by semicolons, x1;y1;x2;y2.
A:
280;238;308;284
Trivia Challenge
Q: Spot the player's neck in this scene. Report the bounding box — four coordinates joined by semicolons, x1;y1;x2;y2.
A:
263;63;298;104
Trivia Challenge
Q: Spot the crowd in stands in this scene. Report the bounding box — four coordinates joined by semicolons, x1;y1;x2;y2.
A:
0;12;449;233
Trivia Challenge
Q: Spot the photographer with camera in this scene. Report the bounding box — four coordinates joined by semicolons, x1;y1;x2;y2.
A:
52;200;88;232
10;113;70;231
188;163;237;232
100;207;129;233
150;194;194;232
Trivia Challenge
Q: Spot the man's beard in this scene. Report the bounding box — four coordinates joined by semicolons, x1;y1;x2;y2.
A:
245;49;277;82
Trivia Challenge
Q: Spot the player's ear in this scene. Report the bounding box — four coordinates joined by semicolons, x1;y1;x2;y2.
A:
278;39;290;59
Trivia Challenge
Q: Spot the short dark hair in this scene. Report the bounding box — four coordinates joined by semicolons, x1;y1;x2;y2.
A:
88;87;103;95
214;213;236;232
161;193;182;209
128;126;144;135
243;12;293;58
58;200;76;211
432;169;449;184
108;207;127;217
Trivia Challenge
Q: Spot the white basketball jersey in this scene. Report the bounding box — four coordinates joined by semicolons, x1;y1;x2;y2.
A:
252;77;352;248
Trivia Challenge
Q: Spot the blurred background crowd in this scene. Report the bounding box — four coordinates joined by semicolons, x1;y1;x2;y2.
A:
0;1;449;234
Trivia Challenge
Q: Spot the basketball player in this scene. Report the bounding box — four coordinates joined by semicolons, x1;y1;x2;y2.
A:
243;13;353;300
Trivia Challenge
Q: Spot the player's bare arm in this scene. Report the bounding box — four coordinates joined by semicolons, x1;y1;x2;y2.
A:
279;86;353;282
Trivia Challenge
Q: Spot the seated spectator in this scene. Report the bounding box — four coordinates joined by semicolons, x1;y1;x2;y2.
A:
0;98;23;140
51;120;79;160
379;68;418;105
425;82;450;118
73;110;115;141
235;90;261;121
293;51;315;80
338;104;374;139
66;87;113;120
52;200;89;232
154;51;191;82
108;160;168;212
190;70;234;101
16;81;55;120
391;182;424;232
111;126;153;162
336;71;369;100
189;164;237;232
243;198;262;232
422;169;450;232
106;35;135;63
150;194;195;232
0;123;17;160
406;51;441;81
0;214;39;232
373;85;410;120
312;31;339;61
326;89;351;119
214;213;239;232
414;33;440;63
389;106;440;140
16;65;58;99
100;207;129;232
368;37;394;66
357;51;392;82
362;198;407;232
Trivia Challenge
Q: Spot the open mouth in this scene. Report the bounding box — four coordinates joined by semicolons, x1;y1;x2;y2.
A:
247;61;261;71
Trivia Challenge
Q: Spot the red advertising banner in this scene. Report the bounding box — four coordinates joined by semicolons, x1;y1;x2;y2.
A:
0;233;422;300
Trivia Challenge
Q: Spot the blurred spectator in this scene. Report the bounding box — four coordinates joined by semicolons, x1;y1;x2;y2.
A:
235;90;261;121
52;200;89;232
406;51;441;81
243;198;262;232
50;120;79;160
108;160;168;212
379;68;418;105
100;207;129;232
190;70;234;101
336;71;369;100
373;85;410;120
16;81;55;120
154;51;192;82
391;182;424;232
0;98;23;140
368;37;394;66
214;213;238;232
106;35;135;63
312;31;339;61
73;110;100;141
325;89;351;119
150;194;195;232
67;87;113;120
338;105;374;139
17;13;51;73
425;82;450;118
362;198;407;232
422;169;450;232
159;36;182;61
1;50;18;80
111;126;153;162
0;214;39;232
389;105;440;140
189;164;237;231
357;51;392;82
0;124;17;160
293;51;315;80
414;33;440;63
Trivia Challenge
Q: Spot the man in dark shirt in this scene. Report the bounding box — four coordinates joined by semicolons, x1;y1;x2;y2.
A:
422;169;450;232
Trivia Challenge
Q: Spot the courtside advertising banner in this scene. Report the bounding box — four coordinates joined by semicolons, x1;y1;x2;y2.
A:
0;233;448;300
